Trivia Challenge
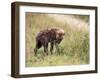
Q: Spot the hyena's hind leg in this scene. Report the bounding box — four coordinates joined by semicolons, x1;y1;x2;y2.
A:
34;41;42;56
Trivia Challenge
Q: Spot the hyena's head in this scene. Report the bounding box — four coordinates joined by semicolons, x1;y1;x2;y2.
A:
56;28;65;40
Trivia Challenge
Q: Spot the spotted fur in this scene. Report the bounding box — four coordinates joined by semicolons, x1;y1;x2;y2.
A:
34;27;65;56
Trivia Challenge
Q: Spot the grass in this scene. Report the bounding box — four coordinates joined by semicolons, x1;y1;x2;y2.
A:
25;13;89;67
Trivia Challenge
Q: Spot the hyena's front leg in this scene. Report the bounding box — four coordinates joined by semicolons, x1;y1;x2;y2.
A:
55;41;60;54
50;42;54;54
43;42;48;56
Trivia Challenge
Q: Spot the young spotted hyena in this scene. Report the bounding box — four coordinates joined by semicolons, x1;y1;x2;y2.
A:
34;27;65;56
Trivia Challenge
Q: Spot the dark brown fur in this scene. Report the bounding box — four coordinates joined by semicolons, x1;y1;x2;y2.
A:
34;27;65;56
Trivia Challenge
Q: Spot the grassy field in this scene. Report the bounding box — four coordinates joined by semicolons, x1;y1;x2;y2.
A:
25;13;89;67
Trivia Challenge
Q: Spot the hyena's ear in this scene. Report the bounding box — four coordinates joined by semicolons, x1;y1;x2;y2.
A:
56;33;59;39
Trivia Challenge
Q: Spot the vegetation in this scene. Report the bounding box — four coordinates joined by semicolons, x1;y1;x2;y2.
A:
25;13;89;67
76;15;89;22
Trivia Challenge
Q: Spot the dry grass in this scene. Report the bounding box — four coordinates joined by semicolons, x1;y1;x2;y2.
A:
25;13;89;67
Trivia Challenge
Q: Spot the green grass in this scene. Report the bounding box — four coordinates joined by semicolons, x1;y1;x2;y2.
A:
25;13;89;67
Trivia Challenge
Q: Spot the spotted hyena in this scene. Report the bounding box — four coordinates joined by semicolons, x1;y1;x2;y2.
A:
34;27;65;56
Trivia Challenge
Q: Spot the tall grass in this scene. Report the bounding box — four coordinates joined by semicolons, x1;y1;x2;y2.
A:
25;13;89;67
